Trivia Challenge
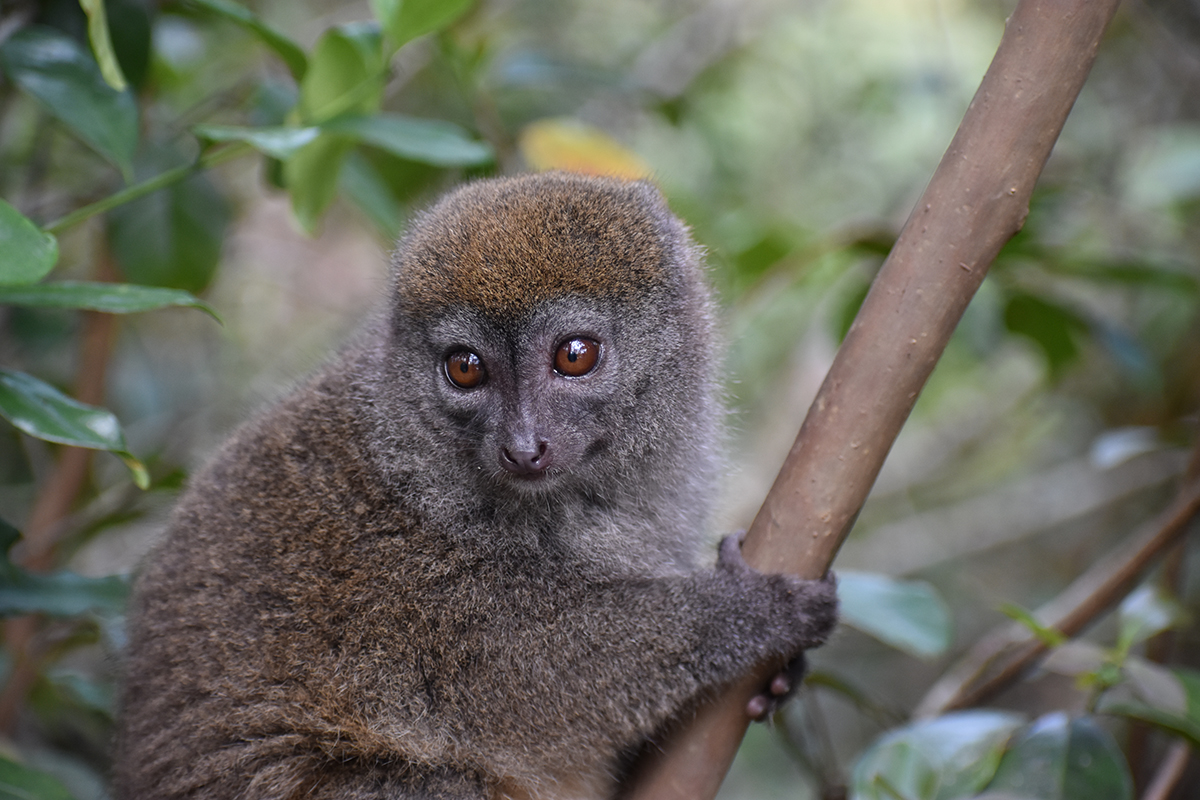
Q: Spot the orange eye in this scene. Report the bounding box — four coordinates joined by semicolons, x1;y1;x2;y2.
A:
445;351;486;389
554;338;600;377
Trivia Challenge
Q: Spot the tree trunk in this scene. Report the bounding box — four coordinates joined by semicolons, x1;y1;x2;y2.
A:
623;1;1123;797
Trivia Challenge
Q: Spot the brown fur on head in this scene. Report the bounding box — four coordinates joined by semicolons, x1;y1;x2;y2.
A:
393;173;674;319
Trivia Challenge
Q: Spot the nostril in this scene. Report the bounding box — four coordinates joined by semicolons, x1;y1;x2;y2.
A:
500;441;553;475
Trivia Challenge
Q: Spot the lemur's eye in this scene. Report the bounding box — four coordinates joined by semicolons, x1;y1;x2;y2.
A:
445;351;486;389
554;338;600;377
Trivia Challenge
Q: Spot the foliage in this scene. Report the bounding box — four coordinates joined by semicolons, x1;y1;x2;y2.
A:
0;519;127;618
0;756;76;800
851;710;1026;800
0;0;490;791
0;368;147;487
982;713;1133;800
839;572;952;660
1;0;1199;798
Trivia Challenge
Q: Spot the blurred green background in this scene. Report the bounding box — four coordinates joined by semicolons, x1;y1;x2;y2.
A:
2;0;1200;798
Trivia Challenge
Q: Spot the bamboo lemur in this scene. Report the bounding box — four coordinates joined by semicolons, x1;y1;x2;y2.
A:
114;172;837;799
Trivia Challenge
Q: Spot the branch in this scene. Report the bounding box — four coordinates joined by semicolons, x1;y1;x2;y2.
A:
0;250;119;733
623;1;1121;797
1141;741;1191;800
42;142;250;235
915;439;1200;717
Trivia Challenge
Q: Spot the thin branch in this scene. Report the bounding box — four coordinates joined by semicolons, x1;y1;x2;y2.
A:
623;0;1122;796
1130;459;1192;785
0;250;119;733
915;438;1200;717
16;252;119;569
43;142;251;235
0;616;40;733
915;468;1200;716
1140;741;1190;800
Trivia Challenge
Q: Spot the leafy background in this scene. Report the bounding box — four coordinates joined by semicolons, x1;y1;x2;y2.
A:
2;0;1200;798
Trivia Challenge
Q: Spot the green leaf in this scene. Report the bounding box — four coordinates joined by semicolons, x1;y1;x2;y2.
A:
193;123;321;160
341;150;403;240
0;26;138;178
0;568;130;617
0;369;148;489
47;670;116;716
850;710;1025;800
324;114;494;166
1043;642;1183;700
0;199;59;286
833;279;871;343
372;0;475;51
0;520;129;619
1099;666;1200;749
1041;640;1108;680
79;0;128;90
984;713;1133;800
0;370;121;448
1163;667;1200;717
1102;700;1200;749
1003;292;1087;378
1122;658;1190;714
346;147;441;207
1000;603;1067;648
185;0;308;80
107;145;231;294
727;230;800;296
1118;584;1189;650
105;0;154;90
838;571;952;659
298;23;385;124
249;78;299;127
284;135;355;234
206;113;492;176
0;755;76;800
0;282;219;321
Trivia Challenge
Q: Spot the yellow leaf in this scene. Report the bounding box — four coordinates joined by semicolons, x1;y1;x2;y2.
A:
519;119;651;180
